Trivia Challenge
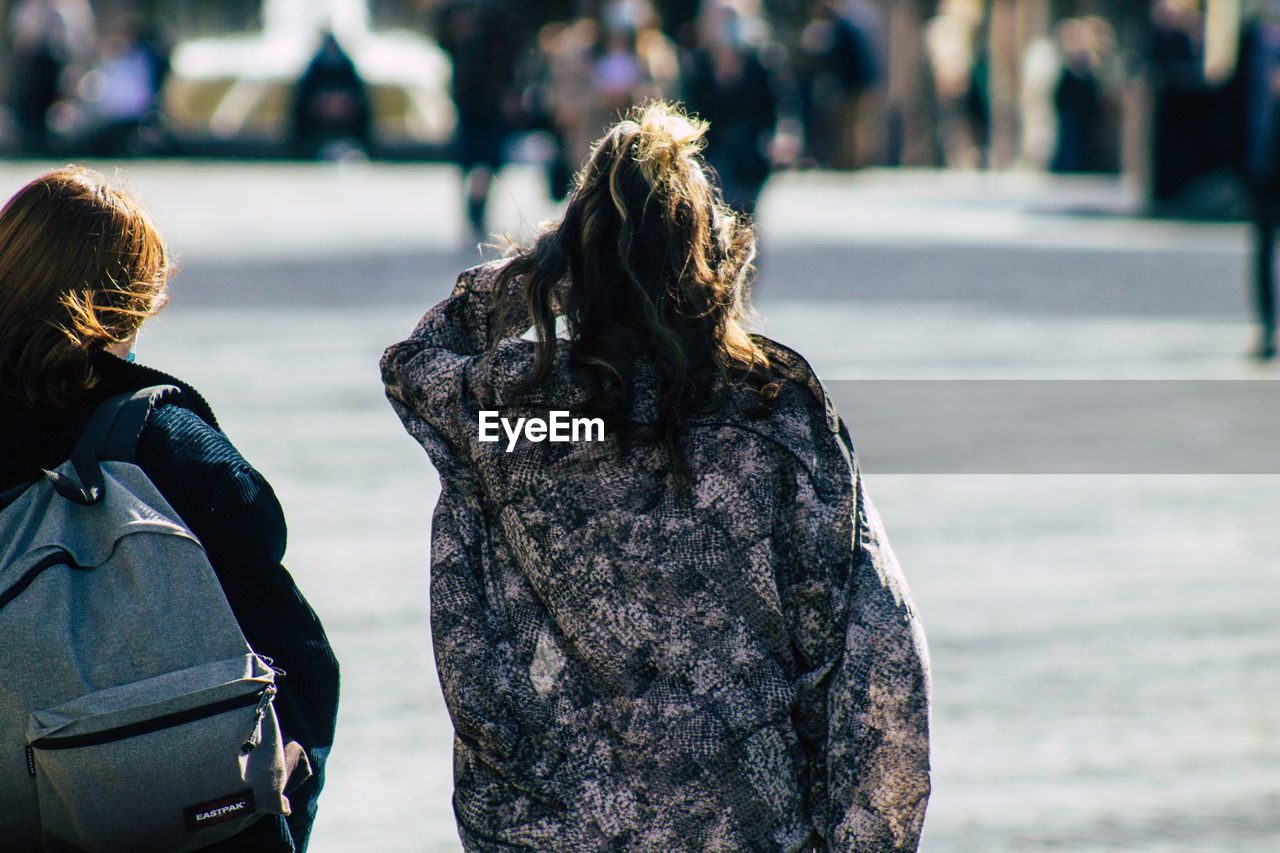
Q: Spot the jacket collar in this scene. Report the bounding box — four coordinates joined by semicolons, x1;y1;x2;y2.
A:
0;352;218;486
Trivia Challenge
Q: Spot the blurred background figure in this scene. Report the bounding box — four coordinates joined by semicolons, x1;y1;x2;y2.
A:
594;18;645;116
160;0;454;159
292;30;372;161
1227;0;1280;359
3;0;94;154
797;0;882;170
534;0;679;205
1018;24;1061;170
591;1;680;142
684;0;777;214
923;0;988;169
1144;0;1210;203
436;0;516;242
3;0;1275;235
1051;19;1103;174
1051;17;1120;174
1146;0;1204;84
75;14;171;156
530;18;599;202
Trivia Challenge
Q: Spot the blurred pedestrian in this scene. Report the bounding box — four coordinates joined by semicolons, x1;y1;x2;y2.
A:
80;15;170;156
3;0;94;154
1144;0;1210;202
591;1;681;140
533;18;599;202
798;0;881;169
1019;31;1062;170
437;0;517;243
924;0;988;169
537;1;680;198
1051;18;1120;174
1226;0;1280;358
0;166;339;852
381;101;930;852
684;0;778;214
1146;0;1203;89
291;30;372;161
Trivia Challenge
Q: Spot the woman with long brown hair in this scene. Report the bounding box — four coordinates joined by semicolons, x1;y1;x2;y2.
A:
0;167;338;852
382;102;930;851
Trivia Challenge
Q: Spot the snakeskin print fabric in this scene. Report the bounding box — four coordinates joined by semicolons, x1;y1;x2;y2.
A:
381;261;930;852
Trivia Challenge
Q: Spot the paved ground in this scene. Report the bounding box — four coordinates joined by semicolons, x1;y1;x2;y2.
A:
3;161;1276;851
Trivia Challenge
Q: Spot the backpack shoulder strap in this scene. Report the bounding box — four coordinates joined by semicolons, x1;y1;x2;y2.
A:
90;385;185;464
44;385;184;506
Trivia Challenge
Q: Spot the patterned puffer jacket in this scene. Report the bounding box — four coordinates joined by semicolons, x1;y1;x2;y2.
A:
380;260;931;852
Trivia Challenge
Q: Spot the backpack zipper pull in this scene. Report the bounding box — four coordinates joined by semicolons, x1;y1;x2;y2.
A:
240;684;277;754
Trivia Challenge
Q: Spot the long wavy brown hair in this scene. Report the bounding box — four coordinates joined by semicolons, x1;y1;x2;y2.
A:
0;167;170;407
495;101;780;483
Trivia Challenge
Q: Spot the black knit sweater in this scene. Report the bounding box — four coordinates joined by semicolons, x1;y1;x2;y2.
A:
0;354;339;852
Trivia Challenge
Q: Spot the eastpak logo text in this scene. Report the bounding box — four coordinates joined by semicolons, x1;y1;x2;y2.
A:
197;801;247;822
478;410;605;451
184;790;255;831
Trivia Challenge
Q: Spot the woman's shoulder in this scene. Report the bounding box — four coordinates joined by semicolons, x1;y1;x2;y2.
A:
88;357;265;492
744;335;842;429
134;390;274;511
138;400;287;563
102;360;287;560
140;402;240;470
698;336;851;485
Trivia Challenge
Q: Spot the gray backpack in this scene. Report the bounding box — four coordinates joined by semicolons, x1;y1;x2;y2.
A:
0;386;297;852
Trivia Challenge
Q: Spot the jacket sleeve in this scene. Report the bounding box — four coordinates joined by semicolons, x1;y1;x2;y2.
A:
380;263;560;796
427;482;564;804
379;261;528;476
826;470;931;851
138;405;340;853
379;284;480;475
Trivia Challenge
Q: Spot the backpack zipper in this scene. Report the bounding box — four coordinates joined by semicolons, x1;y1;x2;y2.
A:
28;686;272;754
240;684;277;753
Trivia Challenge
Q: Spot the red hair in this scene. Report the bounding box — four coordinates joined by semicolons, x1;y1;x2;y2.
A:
0;167;170;406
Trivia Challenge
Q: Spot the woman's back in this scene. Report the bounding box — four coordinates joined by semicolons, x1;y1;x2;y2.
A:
0;167;337;852
382;256;930;850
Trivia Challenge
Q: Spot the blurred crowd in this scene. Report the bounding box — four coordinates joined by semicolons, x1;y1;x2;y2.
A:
7;0;1280;352
0;0;1132;175
0;0;1276;211
1;0;172;157
430;0;892;236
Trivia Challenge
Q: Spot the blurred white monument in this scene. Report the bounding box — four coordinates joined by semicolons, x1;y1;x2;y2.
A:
165;0;455;150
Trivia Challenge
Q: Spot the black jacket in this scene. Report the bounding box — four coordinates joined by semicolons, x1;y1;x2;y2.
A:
0;353;339;852
1224;22;1280;188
